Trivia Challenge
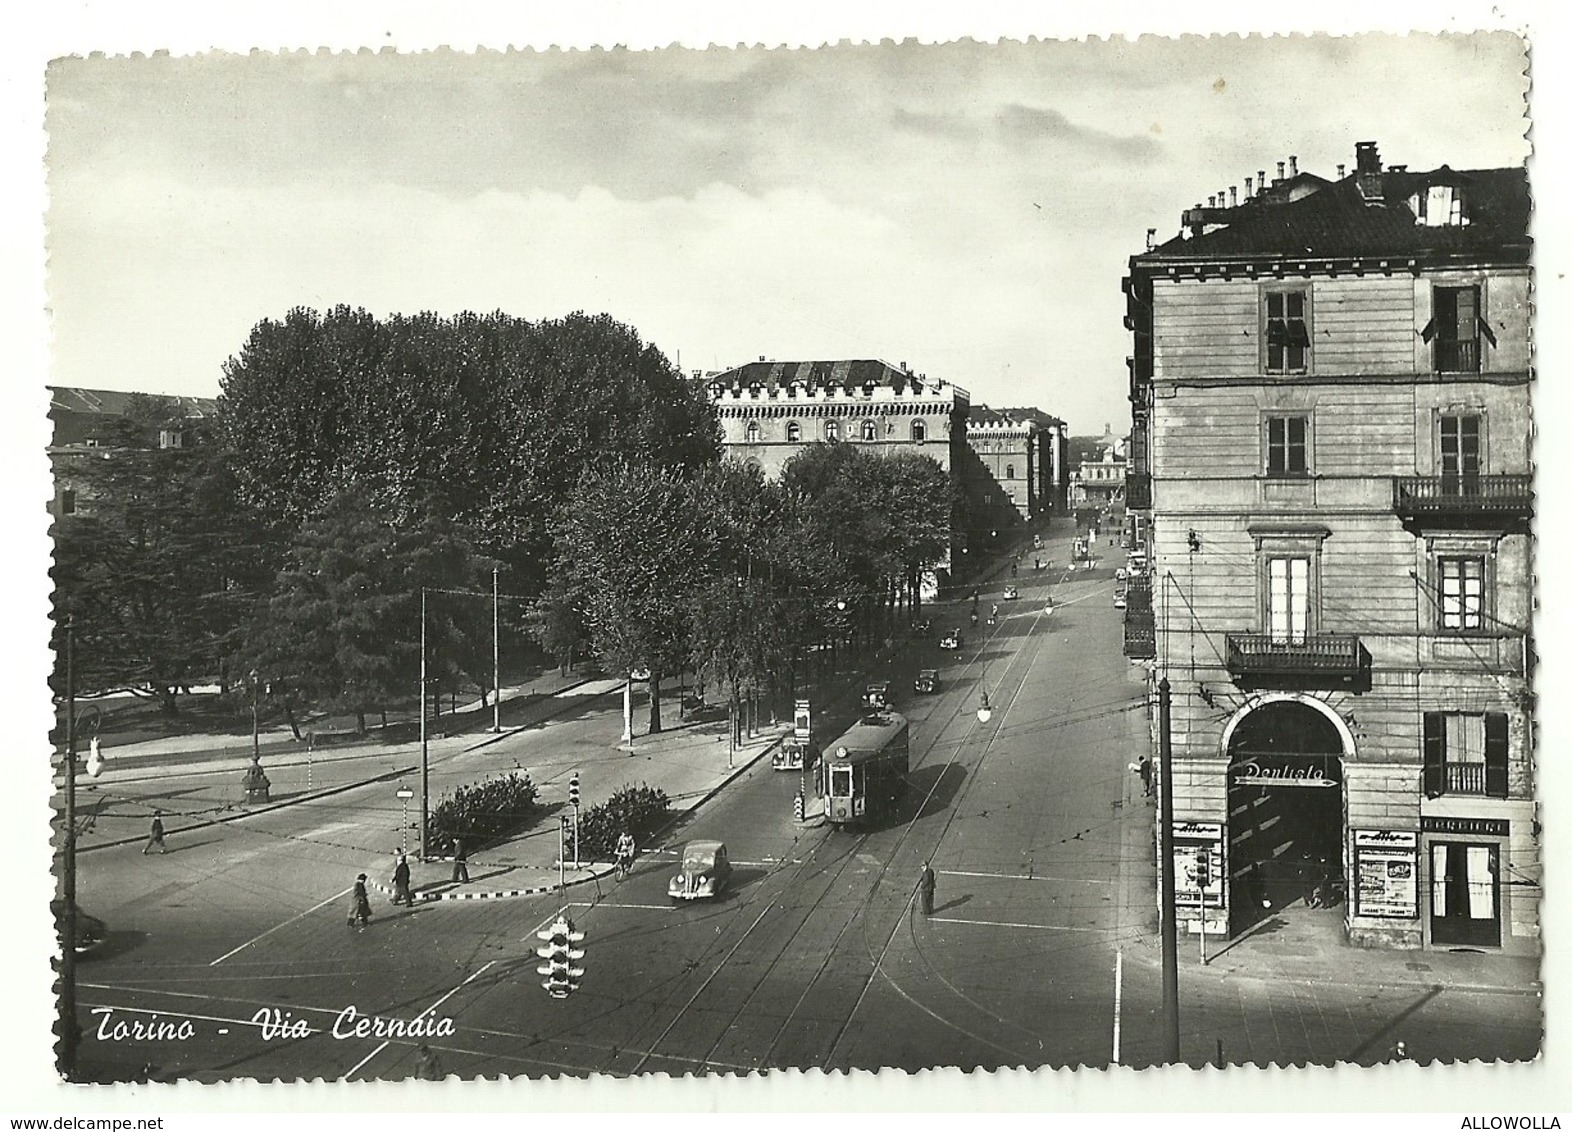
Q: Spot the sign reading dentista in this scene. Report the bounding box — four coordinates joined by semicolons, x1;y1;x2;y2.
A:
1229;756;1341;788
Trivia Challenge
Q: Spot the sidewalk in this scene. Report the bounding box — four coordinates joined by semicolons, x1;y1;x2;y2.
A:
362;720;796;905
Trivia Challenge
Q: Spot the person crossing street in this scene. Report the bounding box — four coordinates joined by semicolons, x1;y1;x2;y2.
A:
392;850;413;906
917;861;936;916
348;873;373;930
450;838;470;884
142;811;166;855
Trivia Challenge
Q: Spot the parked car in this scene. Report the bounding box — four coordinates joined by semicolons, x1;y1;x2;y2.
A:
939;629;963;650
1002;584;1018;600
668;840;732;901
51;899;108;955
1114;567;1128;582
914;668;940;694
1114;594;1127;609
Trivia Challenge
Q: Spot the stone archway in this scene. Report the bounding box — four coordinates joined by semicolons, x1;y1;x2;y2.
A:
1223;695;1351;932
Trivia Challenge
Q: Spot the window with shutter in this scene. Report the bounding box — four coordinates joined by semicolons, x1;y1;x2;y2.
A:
1484;713;1509;798
1423;711;1444;798
1264;288;1311;374
1434;286;1483;372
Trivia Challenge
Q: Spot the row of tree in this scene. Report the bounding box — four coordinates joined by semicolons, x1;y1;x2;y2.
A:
50;308;956;735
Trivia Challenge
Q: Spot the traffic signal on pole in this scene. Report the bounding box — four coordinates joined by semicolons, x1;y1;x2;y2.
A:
535;915;585;998
569;771;580;810
1194;851;1211;888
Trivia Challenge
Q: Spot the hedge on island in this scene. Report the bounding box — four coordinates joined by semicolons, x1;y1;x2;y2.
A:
576;783;671;860
428;771;539;851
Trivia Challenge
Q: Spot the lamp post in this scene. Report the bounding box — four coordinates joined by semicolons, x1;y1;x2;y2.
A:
241;668;271;804
492;565;501;733
419;588;429;860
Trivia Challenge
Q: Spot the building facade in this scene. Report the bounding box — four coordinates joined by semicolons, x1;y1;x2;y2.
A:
1124;143;1535;954
963;405;1068;529
49;386;219;518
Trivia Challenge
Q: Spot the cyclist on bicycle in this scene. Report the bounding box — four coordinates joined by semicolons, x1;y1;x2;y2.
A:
615;831;636;879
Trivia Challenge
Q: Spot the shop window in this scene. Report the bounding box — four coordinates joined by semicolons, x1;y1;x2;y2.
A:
1265;414;1310;477
1423;711;1508;798
1263;287;1310;374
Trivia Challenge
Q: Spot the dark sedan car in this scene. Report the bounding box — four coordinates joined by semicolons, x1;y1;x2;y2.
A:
914;669;940;694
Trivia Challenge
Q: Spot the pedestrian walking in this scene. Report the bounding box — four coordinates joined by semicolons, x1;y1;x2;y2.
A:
392;850;413;906
348;873;373;930
1138;755;1153;797
415;1043;444;1080
1010;562;1018;579
142;811;166;855
451;838;469;884
917;861;936;916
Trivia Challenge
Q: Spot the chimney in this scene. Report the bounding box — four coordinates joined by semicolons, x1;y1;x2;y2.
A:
901;361;908;373
1337;163;1346;179
1145;227;1157;251
1245;176;1254;199
759;355;766;362
1355;141;1384;203
1207;195;1216;208
1229;186;1238;207
1258;170;1267;195
1289;155;1298;177
1276;161;1285;183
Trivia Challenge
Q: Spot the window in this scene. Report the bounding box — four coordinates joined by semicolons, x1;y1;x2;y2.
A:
825;419;840;441
1439;412;1482;492
1264;288;1310;374
1438;556;1485;631
58;488;76;516
1267;556;1310;644
1265;415;1309;477
1006;464;1015;480
861;419;878;441
744;420;760;443
786;421;801;443
911;420;927;443
1432;286;1483;373
1423;711;1508;798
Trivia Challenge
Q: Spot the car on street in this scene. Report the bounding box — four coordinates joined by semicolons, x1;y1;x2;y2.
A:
1114;567;1128;582
668;840;732;901
1114;593;1127;609
1002;584;1018;600
773;737;818;772
862;681;892;711
939;629;963;650
910;617;932;638
51;899;108;956
913;668;940;694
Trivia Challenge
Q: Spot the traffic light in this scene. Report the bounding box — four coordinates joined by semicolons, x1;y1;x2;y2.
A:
569;771;580;811
535;915;585;998
1194;850;1211;889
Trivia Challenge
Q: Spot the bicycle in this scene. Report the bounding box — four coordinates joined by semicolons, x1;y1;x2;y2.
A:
614;852;634;882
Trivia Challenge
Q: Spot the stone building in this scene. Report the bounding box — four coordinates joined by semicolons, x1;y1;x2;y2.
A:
1123;143;1535;954
964;405;1069;528
49;385;219;518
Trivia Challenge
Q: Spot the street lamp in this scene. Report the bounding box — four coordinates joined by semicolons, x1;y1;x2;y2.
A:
977;689;993;724
241;668;271;803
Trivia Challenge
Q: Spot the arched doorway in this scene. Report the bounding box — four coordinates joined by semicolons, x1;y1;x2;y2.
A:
1225;697;1348;933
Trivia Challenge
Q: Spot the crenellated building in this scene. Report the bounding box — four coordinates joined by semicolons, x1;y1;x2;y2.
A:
1124;142;1535;955
965;405;1069;526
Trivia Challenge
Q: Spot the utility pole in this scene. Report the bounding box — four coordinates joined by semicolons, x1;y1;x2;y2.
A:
57;617;79;1076
419;588;429;861
1158;676;1181;1063
492;565;501;733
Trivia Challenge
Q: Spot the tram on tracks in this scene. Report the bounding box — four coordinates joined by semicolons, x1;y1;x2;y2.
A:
820;710;910;827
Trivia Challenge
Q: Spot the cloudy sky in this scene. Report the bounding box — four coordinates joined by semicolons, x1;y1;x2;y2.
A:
44;30;1530;434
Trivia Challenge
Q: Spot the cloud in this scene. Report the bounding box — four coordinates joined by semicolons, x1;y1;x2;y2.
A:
993;102;1162;160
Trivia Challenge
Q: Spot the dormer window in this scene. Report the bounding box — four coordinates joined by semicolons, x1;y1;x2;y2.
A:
1415;184;1468;228
863;382;877;397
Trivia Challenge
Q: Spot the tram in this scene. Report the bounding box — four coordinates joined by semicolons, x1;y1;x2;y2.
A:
819;711;910;827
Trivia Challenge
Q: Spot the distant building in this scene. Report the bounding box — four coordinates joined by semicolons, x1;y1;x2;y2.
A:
1124;143;1534;954
1069;423;1128;511
48;386;219;518
964;405;1069;527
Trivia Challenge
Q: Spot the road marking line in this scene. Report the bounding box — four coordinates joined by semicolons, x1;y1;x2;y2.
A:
570;902;673;911
939;869;1115;884
928;916;1110;933
209;885;352;966
343;959;496;1081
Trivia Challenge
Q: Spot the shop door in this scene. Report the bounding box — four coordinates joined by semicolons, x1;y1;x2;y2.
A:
1429;841;1500;947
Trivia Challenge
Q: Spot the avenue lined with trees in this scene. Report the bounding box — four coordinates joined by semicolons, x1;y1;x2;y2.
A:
51;306;959;738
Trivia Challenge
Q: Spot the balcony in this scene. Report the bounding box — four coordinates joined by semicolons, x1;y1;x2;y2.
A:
1123;611;1156;659
1224;632;1367;687
1443;762;1487;796
1434;339;1480;374
1124;472;1151;511
1124;574;1152;612
1393;474;1533;531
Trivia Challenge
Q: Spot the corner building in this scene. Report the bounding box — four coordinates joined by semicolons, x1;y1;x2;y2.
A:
1124;143;1536;954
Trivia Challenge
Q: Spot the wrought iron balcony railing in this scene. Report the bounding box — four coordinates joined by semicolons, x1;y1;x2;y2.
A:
1224;632;1365;682
1123;612;1156;659
1392;474;1533;527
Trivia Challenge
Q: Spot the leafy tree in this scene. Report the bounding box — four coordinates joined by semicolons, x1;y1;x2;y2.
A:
233;488;490;734
550;463;710;734
50;409;277;712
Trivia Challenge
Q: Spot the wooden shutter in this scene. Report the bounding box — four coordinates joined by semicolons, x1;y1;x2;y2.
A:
1423;712;1445;798
1484;713;1509;798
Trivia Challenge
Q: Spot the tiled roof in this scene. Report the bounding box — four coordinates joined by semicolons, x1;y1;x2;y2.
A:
1143;166;1529;262
49;385;219;419
989;405;1066;429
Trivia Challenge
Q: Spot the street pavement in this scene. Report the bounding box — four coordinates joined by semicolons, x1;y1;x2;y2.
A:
61;520;1542;1085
